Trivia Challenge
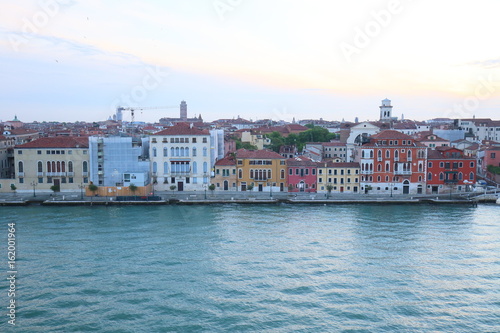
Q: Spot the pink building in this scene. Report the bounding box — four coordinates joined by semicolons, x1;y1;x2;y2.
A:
286;156;318;192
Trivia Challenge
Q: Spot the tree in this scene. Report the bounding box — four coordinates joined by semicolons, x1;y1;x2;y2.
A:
169;185;177;194
208;184;216;195
326;184;334;198
235;139;258;150
129;184;138;198
10;184;16;191
247;183;254;192
88;184;98;197
50;185;60;193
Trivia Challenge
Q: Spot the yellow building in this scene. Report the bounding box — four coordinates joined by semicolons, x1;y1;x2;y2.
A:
235;149;286;192
13;137;90;193
317;161;360;194
212;155;237;191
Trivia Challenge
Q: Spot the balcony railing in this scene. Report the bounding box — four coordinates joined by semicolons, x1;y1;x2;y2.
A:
394;170;412;175
444;179;459;184
360;170;373;174
17;172;24;177
46;172;67;177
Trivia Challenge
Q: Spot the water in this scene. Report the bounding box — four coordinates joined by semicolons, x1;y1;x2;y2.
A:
1;204;499;332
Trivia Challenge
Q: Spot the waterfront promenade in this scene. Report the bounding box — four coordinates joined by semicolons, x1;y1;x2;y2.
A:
0;190;497;206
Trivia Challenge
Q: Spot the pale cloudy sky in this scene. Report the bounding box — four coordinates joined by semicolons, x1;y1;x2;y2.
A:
1;0;500;123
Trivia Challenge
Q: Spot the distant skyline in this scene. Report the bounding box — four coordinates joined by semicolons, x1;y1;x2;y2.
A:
1;0;500;123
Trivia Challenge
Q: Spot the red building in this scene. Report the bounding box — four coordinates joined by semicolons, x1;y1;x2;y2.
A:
354;130;427;195
427;147;476;194
286;156;318;192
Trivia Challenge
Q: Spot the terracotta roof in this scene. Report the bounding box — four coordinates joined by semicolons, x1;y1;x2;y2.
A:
286;156;317;166
215;156;236;166
325;161;360;168
322;142;346;147
371;130;413;140
7;129;39;135
235;149;284;159
153;123;209;136
16;136;89;148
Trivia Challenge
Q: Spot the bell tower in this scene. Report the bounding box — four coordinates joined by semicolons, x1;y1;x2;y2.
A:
379;98;393;121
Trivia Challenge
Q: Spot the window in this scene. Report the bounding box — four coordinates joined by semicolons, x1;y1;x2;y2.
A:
17;150;22;155
203;162;208;173
37;150;42;155
38;177;43;183
238;169;242;178
163;147;168;157
153;147;157;157
469;172;474;180
83;161;88;173
192;138;197;143
289;169;293;175
439;162;444;168
153;162;157;173
312;169;316;175
439;172;444;180
203;147;207;157
18;161;23;172
202;137;207;143
68;161;73;173
470;162;474;168
492;153;496;158
428;162;433;168
164;162;169;174
38;161;43;172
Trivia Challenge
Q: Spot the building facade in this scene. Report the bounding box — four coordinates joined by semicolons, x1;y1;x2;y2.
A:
150;123;211;191
235;149;286;192
354;130;427;195
317;162;360;194
14;136;90;192
427;147;476;194
286;156;318;192
212;155;237;191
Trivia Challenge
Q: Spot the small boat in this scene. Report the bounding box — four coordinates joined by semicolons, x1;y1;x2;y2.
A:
496;197;500;205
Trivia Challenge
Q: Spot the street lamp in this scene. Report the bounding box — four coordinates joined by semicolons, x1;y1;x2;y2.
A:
390;183;393;197
204;184;207;199
30;181;37;197
78;183;85;200
268;182;273;198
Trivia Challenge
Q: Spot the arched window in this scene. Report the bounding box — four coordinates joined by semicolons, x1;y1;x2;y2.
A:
439;172;444;180
238;169;242;179
52;161;56;172
185;147;189;157
458;172;463;180
180;147;185;157
68;161;73;173
193;162;197;173
377;175;381;182
250;169;254;178
268;170;271;179
370;150;374;158
18;161;23;172
203;162;208;173
386;150;390;158
171;147;174;156
377;164;381;172
203;147;207;157
153;162;157;173
62;161;66;172
153;147;157;157
395;150;399;160
57;161;61;172
164;162;169;174
281;169;285;179
163;147;168;157
83;161;88;173
175;147;179;156
378;150;382;159
385;163;390;172
38;161;43;173
47;161;51;172
408;150;412;160
469;172;474;180
192;147;197;156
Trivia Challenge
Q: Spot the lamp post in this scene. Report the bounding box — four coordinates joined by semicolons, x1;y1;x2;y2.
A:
78;183;84;199
390;183;393;197
204;184;207;199
30;181;37;197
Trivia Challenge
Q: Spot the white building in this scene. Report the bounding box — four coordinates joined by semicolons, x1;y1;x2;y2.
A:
150;123;211;191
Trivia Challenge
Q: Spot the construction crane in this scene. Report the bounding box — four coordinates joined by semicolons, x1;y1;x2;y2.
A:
116;106;177;123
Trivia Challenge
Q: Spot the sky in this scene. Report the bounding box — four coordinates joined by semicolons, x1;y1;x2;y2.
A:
1;0;500;124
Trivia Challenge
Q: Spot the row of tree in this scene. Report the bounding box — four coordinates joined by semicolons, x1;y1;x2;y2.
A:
265;125;339;153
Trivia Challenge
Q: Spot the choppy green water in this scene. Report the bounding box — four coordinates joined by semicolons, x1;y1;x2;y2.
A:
1;204;499;332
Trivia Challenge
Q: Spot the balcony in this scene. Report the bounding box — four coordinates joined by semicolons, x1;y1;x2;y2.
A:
46;172;67;177
360;170;373;174
170;171;191;177
17;172;24;177
394;170;412;175
444;179;459;184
